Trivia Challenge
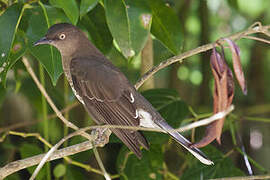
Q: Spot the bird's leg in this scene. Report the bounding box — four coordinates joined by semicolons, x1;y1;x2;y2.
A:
91;127;112;147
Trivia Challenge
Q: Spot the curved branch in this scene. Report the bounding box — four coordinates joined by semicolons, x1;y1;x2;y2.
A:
135;23;270;89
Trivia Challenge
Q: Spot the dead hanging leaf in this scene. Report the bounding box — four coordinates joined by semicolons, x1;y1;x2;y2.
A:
224;38;247;95
192;47;235;148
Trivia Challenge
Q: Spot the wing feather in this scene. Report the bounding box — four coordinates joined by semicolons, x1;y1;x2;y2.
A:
70;57;149;157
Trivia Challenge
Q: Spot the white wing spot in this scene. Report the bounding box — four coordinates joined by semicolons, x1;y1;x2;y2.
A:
130;93;134;103
134;110;139;119
138;109;160;129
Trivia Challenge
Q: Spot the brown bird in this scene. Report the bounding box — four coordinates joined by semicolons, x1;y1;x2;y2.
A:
35;23;213;165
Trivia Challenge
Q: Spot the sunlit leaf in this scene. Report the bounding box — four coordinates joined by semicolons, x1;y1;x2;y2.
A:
104;0;151;58
148;0;182;54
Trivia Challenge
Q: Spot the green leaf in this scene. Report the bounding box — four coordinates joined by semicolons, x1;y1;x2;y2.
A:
104;0;151;58
0;29;26;85
65;166;85;180
80;4;113;54
117;144;163;180
27;5;69;85
19;143;46;180
50;0;79;24
53;164;66;178
182;146;245;179
0;3;24;85
148;0;182;54
125;0;152;54
80;0;99;18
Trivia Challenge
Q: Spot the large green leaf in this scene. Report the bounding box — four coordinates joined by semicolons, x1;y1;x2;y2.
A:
0;3;24;85
27;5;69;85
125;0;152;54
1;29;26;85
148;0;182;54
104;0;151;58
49;0;79;24
80;4;113;54
19;143;46;180
182;146;245;179
80;0;99;18
117;144;163;180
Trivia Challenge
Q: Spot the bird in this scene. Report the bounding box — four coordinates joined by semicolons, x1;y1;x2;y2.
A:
34;23;213;165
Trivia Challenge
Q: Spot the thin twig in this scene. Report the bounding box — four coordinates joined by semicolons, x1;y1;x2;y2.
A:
135;23;270;89
243;35;270;44
210;174;270;180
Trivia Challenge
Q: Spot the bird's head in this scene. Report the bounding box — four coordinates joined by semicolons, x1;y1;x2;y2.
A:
34;23;85;57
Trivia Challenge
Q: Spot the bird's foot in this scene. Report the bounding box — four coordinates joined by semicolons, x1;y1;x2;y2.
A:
91;128;112;147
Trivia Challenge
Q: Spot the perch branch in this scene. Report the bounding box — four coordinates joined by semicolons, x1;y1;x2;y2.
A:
0;105;234;178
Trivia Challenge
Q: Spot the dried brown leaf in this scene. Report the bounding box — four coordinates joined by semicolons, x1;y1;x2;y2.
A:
224;38;247;95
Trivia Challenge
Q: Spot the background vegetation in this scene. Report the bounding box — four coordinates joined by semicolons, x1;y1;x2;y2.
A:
0;0;270;179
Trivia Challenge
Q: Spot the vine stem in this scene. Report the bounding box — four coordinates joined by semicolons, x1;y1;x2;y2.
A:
39;63;51;180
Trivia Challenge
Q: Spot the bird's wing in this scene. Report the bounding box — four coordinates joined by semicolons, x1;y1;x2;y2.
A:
70;57;149;158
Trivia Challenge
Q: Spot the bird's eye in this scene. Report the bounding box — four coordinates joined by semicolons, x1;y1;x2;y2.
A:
59;33;66;40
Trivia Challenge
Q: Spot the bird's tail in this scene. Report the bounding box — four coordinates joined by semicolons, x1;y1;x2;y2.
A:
156;120;214;165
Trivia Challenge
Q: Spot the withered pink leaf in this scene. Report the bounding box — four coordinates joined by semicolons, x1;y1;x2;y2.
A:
191;122;218;148
224;38;247;95
193;47;235;148
216;71;228;144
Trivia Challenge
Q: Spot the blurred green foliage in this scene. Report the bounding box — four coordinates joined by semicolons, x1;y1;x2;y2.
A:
0;0;270;179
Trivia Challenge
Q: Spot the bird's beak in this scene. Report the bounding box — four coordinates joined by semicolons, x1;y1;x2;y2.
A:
34;37;51;46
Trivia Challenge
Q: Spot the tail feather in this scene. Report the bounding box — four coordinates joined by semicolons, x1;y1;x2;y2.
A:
157;121;214;165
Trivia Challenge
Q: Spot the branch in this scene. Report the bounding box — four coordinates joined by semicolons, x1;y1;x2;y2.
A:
135;22;270;89
211;174;270;180
0;141;103;179
0;105;234;178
